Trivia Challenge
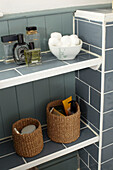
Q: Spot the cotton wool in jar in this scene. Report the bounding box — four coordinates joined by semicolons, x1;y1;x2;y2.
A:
51;32;62;40
61;35;71;47
70;34;80;46
48;38;61;46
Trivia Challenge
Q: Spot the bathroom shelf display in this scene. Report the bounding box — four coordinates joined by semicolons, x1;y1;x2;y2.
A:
0;50;101;169
0;50;101;90
0;120;99;170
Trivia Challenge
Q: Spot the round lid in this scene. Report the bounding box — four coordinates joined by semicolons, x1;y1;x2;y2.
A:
21;125;36;135
26;26;37;31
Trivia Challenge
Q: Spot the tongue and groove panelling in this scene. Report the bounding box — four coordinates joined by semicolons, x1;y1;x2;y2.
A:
16;82;36;119
0;11;73;138
27;16;47;51
0;21;9;60
0;72;75;138
0;12;73;60
0;87;20;137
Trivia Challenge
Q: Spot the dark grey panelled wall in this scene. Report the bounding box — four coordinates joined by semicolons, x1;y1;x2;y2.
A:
0;72;75;138
0;10;73;138
0;12;73;59
0;4;112;170
0;3;111;59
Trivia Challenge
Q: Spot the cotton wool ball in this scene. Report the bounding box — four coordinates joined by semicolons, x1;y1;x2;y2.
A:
61;35;71;47
70;34;80;46
70;34;78;40
48;38;61;46
71;37;80;46
51;32;62;40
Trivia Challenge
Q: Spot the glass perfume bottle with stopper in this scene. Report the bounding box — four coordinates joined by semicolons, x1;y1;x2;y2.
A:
13;34;29;65
1;34;17;64
24;42;41;66
26;26;41;50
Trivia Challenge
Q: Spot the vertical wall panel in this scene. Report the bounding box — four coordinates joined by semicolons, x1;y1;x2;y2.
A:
0;107;5;138
16;83;35;119
49;74;65;101
62;13;73;35
64;72;75;99
0;21;9;59
27;16;47;51
0;87;19;137
75;20;77;35
45;14;62;49
33;79;50;125
8;18;27;34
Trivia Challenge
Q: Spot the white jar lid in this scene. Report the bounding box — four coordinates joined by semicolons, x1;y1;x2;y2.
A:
21;125;36;135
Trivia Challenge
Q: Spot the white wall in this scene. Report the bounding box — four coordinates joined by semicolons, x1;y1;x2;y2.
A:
0;0;112;14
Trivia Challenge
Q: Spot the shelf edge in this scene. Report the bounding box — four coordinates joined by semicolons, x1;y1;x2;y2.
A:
0;57;102;90
10;135;99;170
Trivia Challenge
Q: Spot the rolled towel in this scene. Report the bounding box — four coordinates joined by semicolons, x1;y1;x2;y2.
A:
61;35;71;47
48;38;61;46
51;32;62;40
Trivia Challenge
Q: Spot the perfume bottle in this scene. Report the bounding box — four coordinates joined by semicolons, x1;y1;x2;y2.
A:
13;34;29;65
26;26;40;50
1;34;17;64
24;42;41;66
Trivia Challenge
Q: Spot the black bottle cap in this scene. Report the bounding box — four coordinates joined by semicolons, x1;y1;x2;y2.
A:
68;100;77;113
17;34;25;45
26;26;37;31
29;42;35;50
1;34;17;43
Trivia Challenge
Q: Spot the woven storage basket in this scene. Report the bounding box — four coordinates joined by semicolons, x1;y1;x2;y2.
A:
12;118;43;157
46;100;81;143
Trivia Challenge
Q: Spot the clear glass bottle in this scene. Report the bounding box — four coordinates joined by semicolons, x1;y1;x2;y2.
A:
26;26;41;50
24;42;41;66
1;34;17;64
13;34;29;65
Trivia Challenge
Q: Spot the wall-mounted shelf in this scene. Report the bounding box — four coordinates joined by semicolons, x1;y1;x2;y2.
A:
0;121;99;170
0;51;101;169
0;51;102;90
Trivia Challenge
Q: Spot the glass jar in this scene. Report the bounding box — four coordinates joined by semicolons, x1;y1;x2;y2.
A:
26;26;41;50
25;26;41;66
24;42;41;66
1;34;17;64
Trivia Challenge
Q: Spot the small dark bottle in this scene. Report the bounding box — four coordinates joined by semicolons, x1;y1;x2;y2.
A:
68;100;77;115
13;34;29;65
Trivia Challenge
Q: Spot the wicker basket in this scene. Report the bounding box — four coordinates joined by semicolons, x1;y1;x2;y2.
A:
46;100;81;143
12;118;44;157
